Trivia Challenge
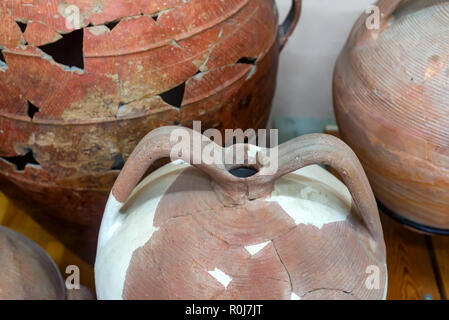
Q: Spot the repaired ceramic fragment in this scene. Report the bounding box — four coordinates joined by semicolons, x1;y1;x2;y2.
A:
95;126;387;300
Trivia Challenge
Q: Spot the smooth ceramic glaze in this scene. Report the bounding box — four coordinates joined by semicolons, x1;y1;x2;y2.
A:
95;127;387;300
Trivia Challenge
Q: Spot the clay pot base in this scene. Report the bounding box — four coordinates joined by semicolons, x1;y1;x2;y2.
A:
378;201;449;236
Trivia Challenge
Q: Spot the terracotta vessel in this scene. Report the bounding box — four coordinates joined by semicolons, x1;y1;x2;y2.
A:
0;225;93;300
95;126;387;300
0;0;301;263
333;0;449;233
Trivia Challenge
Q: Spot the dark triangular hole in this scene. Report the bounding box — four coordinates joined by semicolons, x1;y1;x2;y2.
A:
105;20;120;31
27;100;40;119
16;21;28;33
110;153;125;171
237;57;257;65
159;82;186;109
0;50;6;64
152;14;159;22
1;149;40;171
38;29;84;69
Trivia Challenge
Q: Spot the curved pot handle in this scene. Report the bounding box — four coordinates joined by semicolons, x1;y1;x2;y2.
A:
272;134;385;253
279;0;302;51
111;126;231;204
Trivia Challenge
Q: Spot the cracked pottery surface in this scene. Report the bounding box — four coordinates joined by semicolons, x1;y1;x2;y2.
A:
0;225;93;300
0;0;301;263
333;0;449;230
95;127;387;300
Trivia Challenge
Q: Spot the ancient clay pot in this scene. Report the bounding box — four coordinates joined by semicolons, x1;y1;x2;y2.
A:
333;0;449;232
0;225;93;300
0;0;301;263
95;126;387;300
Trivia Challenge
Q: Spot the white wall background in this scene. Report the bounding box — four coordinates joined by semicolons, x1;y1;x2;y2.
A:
271;0;375;123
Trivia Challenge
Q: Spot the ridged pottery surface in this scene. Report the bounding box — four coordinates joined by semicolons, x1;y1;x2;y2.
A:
0;225;93;300
333;0;449;230
0;0;301;263
95;127;387;300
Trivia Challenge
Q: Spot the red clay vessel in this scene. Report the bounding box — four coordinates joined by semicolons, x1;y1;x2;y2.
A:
0;0;301;262
334;0;449;232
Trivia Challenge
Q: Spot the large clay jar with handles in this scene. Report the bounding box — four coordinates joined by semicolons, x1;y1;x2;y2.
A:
95;127;387;300
0;0;301;263
0;226;93;300
333;0;449;232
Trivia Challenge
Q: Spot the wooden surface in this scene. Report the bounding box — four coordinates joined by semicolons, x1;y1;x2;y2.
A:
1;190;447;300
382;215;446;300
432;236;449;299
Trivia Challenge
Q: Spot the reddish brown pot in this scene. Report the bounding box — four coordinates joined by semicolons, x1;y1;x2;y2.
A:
0;225;93;300
333;0;449;232
0;0;301;263
95;127;387;300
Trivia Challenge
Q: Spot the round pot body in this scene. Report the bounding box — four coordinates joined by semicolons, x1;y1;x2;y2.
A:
0;0;301;262
0;226;93;300
95;127;387;300
333;0;449;231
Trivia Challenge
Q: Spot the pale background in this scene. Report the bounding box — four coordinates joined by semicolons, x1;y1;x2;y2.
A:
270;0;375;125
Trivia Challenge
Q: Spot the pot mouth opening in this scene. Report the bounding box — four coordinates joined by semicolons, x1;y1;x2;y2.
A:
228;165;259;178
